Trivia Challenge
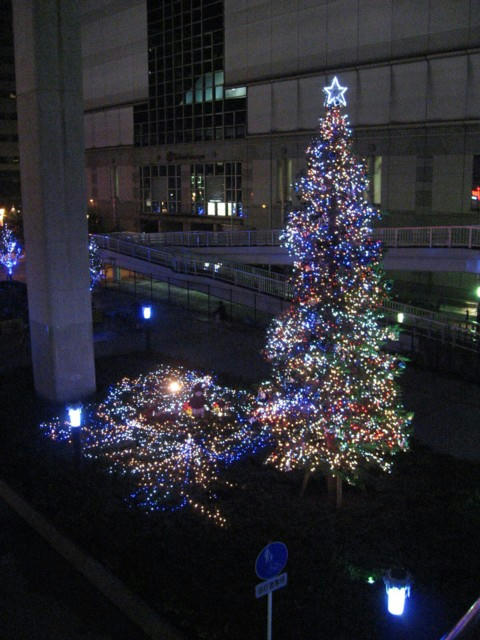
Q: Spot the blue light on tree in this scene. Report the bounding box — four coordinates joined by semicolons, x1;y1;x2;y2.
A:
0;224;22;280
89;235;104;291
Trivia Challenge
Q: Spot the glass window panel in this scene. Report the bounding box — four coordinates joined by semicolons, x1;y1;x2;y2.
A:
215;86;223;100
207;202;216;216
225;86;246;99
205;88;213;101
195;89;203;102
214;71;224;86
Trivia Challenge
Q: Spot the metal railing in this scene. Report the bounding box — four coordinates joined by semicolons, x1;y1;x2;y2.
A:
96;234;292;300
96;234;480;353
113;225;480;250
440;595;480;639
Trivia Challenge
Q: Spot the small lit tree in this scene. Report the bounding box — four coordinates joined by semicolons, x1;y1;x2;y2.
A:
0;223;23;280
257;77;412;506
89;235;104;291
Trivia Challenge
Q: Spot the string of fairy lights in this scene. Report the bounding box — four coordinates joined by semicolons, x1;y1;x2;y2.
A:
257;77;412;480
41;365;271;526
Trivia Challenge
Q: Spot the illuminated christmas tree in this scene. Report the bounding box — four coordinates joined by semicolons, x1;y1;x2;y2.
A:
258;77;412;505
0;223;22;280
89;235;103;291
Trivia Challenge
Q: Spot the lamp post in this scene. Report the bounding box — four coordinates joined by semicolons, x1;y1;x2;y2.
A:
383;569;411;616
67;404;82;469
141;304;152;351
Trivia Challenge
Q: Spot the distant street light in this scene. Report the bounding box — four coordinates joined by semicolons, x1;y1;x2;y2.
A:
67;404;82;468
383;569;411;616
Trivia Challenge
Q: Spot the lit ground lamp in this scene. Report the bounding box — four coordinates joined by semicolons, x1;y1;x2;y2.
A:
67;404;82;469
141;304;153;351
383;569;411;616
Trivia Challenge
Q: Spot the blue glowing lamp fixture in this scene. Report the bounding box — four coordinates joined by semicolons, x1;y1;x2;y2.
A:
142;304;152;320
384;569;411;616
67;405;82;428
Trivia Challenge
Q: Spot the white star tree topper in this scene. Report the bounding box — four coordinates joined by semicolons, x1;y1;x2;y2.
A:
323;76;348;107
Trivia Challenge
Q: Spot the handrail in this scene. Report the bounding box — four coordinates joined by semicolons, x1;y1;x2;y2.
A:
95;234;293;300
113;225;480;250
95;234;480;353
441;595;480;639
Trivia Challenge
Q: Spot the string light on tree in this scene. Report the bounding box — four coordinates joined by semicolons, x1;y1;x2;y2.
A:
89;235;104;291
0;223;22;280
256;77;412;502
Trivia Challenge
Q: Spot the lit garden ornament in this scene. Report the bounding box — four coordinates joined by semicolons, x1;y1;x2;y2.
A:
168;379;182;393
190;383;206;418
323;76;348;107
383;569;411;616
397;312;405;324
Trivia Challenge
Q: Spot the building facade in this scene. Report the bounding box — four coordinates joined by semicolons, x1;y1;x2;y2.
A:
81;0;480;236
0;0;21;221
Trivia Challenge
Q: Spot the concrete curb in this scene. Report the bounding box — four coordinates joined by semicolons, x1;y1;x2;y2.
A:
0;479;186;640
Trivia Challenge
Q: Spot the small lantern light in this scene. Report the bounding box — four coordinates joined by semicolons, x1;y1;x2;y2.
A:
67;405;82;428
397;312;405;324
475;285;480;299
168;380;181;393
383;569;411;616
142;304;152;320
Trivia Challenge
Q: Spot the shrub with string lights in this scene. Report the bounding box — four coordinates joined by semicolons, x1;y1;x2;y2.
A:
89;235;104;291
41;365;270;525
0;223;22;280
256;77;412;496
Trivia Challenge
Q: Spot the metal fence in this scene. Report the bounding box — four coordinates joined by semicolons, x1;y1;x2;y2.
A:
96;234;480;353
112;225;480;250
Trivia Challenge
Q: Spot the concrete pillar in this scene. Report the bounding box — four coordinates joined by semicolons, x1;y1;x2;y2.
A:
13;0;96;402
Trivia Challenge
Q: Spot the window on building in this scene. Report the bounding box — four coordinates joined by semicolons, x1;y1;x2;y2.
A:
277;158;293;204
190;162;243;217
134;1;246;146
472;155;480;210
140;164;181;214
367;156;382;205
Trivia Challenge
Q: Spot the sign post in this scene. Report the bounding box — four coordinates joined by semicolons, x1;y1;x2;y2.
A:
255;542;288;640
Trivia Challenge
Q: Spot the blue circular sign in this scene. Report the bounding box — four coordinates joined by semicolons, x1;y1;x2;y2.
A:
255;542;288;580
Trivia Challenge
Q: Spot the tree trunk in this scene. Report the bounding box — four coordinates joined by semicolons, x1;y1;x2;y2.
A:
300;469;311;497
326;474;343;509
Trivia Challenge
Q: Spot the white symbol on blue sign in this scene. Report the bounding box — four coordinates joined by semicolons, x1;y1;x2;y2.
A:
255;542;288;580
